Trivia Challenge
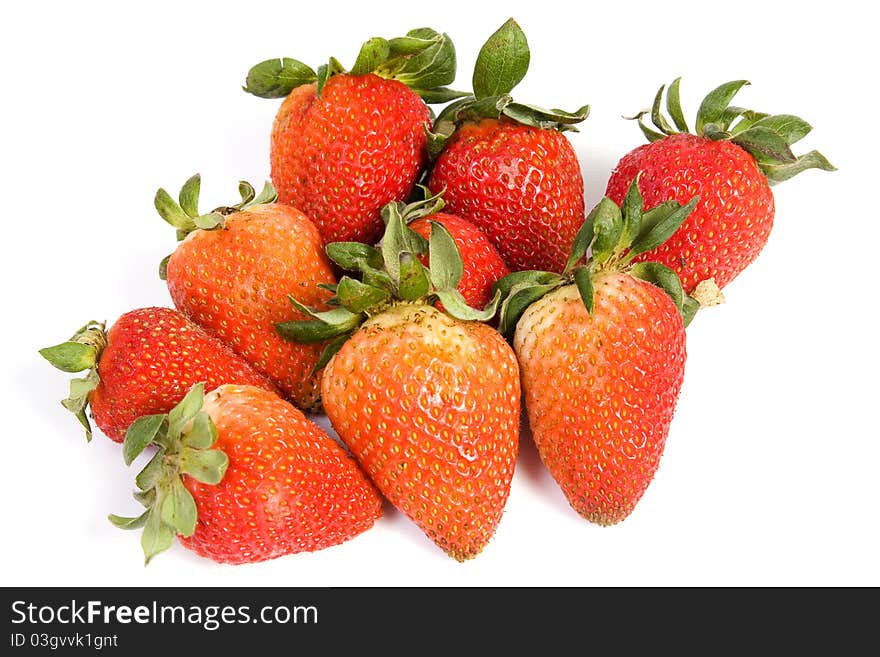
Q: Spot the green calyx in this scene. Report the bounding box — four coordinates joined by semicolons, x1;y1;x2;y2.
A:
276;190;499;370
493;175;700;335
243;27;465;103
39;321;108;442
427;18;589;159
108;383;228;565
629;78;836;184
154;173;276;280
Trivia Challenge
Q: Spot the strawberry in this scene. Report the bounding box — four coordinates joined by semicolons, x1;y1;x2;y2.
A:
111;383;383;564
494;179;698;525
39;307;278;443
426;19;589;273
278;203;520;560
155;174;336;412
244;28;463;245
606;78;835;296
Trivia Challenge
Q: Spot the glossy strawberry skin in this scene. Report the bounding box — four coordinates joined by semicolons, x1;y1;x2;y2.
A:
321;303;521;561
88;307;278;443
271;74;431;245
605;133;775;292
165;203;336;411
427;118;585;273
409;212;510;310
514;274;686;526
180;385;383;564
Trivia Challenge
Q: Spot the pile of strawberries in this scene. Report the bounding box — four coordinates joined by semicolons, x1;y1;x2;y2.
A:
41;19;833;565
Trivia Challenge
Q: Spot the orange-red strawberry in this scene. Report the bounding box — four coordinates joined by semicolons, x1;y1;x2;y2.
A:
155;175;336;411
39;307;278;443
426;19;589;273
111;383;383;565
279;203;520;560
495;179;697;525
244;28;462;245
606;78;835;294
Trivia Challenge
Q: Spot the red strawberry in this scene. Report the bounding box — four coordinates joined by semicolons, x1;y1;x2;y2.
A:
426;19;589;273
279;204;520;560
244;28;462;245
111;383;383;564
408;206;509;311
495;179;697;524
606;78;835;295
155;175;336;412
39;307;278;443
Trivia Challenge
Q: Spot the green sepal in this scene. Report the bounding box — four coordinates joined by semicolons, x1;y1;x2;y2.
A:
666;77;689;133
620;175;644;246
435;289;500;323
749;114;812;145
178;173;201;217
141;506;175;566
167;383;206;437
179;447;228;486
243;57;318;98
123;414;165;466
276;303;363;344
336;276;391;314
587;198;624;265
381;203;429;291
108;511;149;530
135;449;166;492
39;341;97;373
160;477;198;537
158;254;171;281
651;84;677;136
316;57;345;97
573;266;594;315
154;187;193;232
472;18;529;100
761;149;837;185
563;211;596;275
625;110;667;142
502;102;589;131
133;488;156;508
181;411;217;450
326;242;384;272
630;261;685;312
351;37;391;76
681;295;700;327
427;220;464;291
416;87;471;104
696;80;750;135
398;253;430;301
628;196;699;257
379;28;457;92
312;332;352;374
730;126;796;163
494;274;565;337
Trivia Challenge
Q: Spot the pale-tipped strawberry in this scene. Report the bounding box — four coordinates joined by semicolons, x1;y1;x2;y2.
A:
426;18;589;273
277;202;520;561
39;307;278;443
606;78;835;295
244;28;465;245
155;174;336;412
494;178;697;525
110;383;383;565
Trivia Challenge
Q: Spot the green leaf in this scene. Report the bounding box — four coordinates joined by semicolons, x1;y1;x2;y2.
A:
573;267;594;315
387;33;439;56
630;262;684;311
472;18;530;99
696;80;750;135
326;242;384;272
496;280;561;336
501;102;589;130
435;289;499;323
108;511;149;530
141;506;175;565
749;114;812;145
620;175;644;246
416;87;471;104
154;187;192;231
629;196;699;257
178;174;201;217
336;276;390;314
398;253;430;301
351;37;391;76
588;197;623;265
182;411;217;450
135;448;166;491
179;447;228;485
123;414;165;466
666;77;689;133
427;220;464;291
39;341;96;373
160;478;198;537
381;29;457;90
243;57;317;99
167;383;206;437
761;149;837;185
730;126;796;163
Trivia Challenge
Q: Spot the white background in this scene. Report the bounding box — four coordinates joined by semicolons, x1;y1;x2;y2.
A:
2;1;876;587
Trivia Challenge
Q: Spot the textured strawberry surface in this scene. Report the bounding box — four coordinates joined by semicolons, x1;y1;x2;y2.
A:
321;303;521;561
90;307;277;443
514;274;686;526
165;204;336;411
427;118;585;273
271;74;431;245
181;385;383;564
606;133;775;292
409;212;510;310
